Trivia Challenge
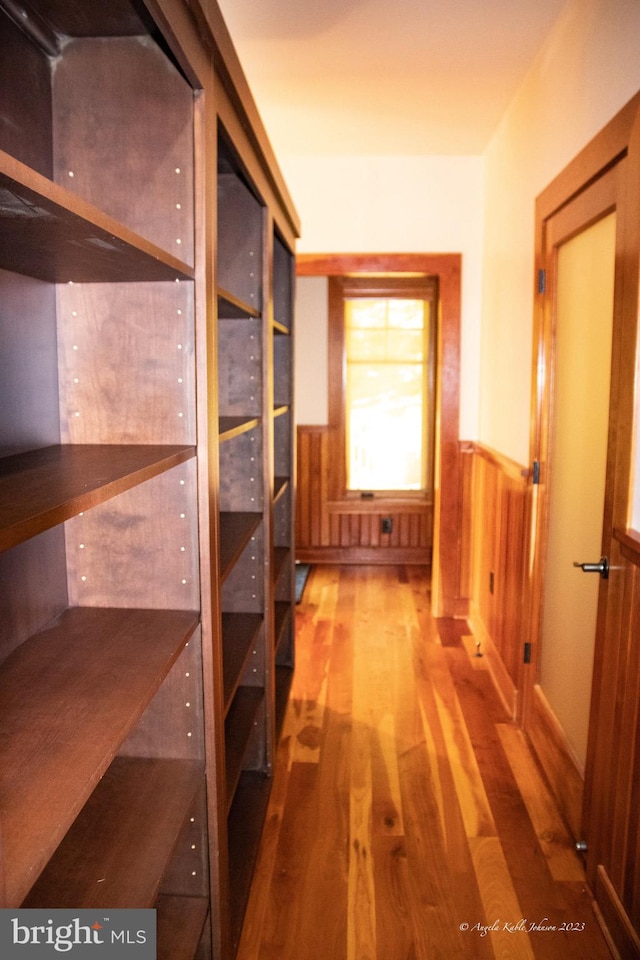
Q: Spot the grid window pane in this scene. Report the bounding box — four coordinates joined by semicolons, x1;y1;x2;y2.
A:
345;298;428;491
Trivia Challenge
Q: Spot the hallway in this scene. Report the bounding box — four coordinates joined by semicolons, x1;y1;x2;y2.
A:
237;566;614;960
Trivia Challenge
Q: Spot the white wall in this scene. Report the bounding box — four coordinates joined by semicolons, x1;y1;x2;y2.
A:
295;277;328;424
285;0;640;456
284;155;484;435
480;0;640;465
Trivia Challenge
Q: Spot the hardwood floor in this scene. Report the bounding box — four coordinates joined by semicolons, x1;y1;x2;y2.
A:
237;566;614;960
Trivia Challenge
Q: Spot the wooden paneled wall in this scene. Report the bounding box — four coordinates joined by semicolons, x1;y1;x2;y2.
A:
460;441;528;718
459;443;587;843
296;425;433;564
587;529;640;955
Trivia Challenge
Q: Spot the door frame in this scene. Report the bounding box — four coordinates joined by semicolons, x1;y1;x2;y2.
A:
296;253;463;619
523;93;640;846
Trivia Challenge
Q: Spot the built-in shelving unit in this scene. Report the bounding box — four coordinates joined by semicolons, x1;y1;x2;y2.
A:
216;130;271;950
0;1;298;959
0;0;208;951
271;232;296;737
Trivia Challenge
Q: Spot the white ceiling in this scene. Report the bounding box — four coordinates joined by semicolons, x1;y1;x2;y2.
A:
217;0;568;156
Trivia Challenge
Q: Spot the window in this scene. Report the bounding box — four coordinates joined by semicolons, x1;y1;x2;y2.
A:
329;276;436;496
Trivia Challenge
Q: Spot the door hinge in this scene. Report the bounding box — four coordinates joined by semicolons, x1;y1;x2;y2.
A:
523;641;532;664
538;268;546;294
532;460;541;484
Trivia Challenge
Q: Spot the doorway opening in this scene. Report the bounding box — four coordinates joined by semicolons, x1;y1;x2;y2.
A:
296;253;463;618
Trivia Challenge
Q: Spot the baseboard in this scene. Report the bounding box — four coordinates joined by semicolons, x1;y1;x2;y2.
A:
467;599;518;720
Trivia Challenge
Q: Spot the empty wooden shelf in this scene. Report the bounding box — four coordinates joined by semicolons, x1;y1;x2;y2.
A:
0;444;195;552
24;756;202;907
0;152;194;283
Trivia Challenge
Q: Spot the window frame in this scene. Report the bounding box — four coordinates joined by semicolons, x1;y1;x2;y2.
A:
328;275;438;501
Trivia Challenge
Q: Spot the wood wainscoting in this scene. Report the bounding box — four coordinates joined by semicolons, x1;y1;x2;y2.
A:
587;528;640;957
296;425;432;564
460;441;528;720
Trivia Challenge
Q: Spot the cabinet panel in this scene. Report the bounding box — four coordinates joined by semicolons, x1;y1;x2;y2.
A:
219;428;264;512
0;269;58;456
221;525;265;613
222;613;264;712
0;12;53;175
57;281;196;444
273;332;292;408
157;893;210;960
217;317;262;417
120;628;205;761
65;461;200;611
273;233;293;332
159;783;211;901
0;155;193;282
0;528;67;662
217;172;263;311
274;413;292;482
53;36;194;263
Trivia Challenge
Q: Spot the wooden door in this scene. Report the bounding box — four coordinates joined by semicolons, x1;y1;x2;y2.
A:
524;94;640;959
525;162;621;835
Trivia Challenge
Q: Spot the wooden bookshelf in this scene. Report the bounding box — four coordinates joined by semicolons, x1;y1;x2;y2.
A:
0;2;298;957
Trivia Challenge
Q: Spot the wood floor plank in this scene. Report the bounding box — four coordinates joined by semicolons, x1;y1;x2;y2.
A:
288;612;329;764
497;723;585;882
348;571;375;958
237;565;614;960
398;732;482;959
348;721;375;960
371;833;417;960
257;760;320;959
469;835;536;959
315;565;340;619
371;712;404;837
430;668;497;838
290;712;351;960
